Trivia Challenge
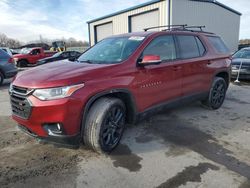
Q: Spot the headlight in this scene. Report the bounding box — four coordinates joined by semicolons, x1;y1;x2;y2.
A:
33;83;84;100
14;58;18;62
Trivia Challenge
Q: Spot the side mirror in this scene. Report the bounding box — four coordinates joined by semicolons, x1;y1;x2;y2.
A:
139;55;161;66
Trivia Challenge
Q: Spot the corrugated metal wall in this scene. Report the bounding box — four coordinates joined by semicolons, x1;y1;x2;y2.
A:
88;1;167;45
171;0;241;52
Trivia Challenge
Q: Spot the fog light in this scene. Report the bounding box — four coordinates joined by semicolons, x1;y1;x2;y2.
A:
43;123;64;136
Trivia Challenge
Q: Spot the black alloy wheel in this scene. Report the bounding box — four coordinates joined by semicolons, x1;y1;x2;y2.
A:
100;106;125;149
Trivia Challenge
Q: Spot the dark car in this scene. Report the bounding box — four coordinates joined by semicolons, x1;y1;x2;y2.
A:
0;49;17;85
10;26;231;153
37;51;82;65
231;47;250;80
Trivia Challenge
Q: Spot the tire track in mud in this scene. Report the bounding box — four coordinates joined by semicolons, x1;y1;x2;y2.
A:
0;116;95;187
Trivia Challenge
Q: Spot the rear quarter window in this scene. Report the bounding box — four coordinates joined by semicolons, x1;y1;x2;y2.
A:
207;36;229;54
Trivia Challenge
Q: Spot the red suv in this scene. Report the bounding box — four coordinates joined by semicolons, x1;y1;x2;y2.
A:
9;26;231;153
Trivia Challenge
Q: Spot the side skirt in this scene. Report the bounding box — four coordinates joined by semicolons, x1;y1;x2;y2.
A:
136;92;208;122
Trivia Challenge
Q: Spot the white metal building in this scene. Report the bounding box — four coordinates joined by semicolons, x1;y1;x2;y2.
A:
87;0;241;52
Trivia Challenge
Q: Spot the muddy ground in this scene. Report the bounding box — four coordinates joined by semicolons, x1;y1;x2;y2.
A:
0;79;250;188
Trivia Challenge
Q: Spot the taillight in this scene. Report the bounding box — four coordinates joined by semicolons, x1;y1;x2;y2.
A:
8;57;14;63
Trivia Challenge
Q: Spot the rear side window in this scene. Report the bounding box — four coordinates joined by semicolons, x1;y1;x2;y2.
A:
143;35;177;61
207;36;229;53
196;37;206;55
177;35;201;59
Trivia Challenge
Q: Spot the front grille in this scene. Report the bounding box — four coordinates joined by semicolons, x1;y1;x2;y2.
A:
10;85;33;119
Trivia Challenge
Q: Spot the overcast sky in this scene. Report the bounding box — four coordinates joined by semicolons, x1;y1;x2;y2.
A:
0;0;249;42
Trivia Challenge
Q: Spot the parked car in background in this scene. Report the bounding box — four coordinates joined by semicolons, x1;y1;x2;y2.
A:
37;51;82;65
9;27;231;153
10;49;20;55
231;47;250;80
0;47;13;56
0;49;17;85
13;47;56;67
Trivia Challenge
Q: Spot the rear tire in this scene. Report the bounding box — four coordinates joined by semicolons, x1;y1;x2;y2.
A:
0;72;4;86
83;98;126;153
202;77;227;110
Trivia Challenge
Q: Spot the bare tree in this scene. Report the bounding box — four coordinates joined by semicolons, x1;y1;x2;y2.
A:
0;33;89;48
0;33;22;48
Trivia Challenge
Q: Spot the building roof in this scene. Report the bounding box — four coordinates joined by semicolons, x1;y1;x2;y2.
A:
190;0;242;16
87;0;164;23
87;0;241;24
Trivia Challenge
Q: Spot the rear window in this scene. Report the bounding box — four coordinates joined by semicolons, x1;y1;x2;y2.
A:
0;49;9;58
207;36;229;54
177;35;203;59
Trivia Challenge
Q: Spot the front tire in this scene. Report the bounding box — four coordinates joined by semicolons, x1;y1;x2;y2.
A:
83;98;126;153
202;77;227;109
17;60;28;67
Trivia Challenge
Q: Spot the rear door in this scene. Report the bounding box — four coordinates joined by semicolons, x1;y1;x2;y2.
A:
135;35;182;111
175;35;208;96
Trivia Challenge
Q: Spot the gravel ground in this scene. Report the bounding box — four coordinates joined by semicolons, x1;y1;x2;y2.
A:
0;79;250;188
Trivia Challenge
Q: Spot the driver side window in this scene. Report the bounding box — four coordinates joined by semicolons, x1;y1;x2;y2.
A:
143;35;176;61
31;49;41;55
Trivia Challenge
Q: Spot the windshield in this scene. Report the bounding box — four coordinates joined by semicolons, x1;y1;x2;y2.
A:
78;36;145;64
20;48;31;54
52;52;63;57
233;49;250;59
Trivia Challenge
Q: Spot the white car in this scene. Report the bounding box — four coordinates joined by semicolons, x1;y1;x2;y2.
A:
0;47;13;56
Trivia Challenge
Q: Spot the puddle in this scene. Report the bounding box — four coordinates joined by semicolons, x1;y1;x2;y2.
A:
165;145;189;157
135;134;154;143
144;114;250;179
109;144;142;172
156;163;219;188
226;97;250;105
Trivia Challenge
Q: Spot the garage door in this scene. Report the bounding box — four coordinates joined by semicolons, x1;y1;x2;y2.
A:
130;10;159;32
95;22;113;42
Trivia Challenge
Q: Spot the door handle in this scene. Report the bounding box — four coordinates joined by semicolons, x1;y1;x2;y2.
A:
207;61;212;65
173;66;182;71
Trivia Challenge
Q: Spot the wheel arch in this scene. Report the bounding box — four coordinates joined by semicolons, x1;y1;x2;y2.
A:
80;89;137;138
214;71;230;89
18;59;29;64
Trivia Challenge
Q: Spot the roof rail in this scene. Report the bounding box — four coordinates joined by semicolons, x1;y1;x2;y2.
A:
144;24;187;31
183;25;205;31
144;25;215;34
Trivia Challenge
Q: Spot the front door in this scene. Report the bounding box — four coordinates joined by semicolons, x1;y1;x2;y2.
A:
135;35;182;112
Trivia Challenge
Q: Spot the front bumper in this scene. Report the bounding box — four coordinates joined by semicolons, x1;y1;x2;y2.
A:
12;94;84;147
231;69;250;79
18;124;80;148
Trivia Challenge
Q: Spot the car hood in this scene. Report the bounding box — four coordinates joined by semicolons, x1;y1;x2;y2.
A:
13;60;114;88
37;56;61;64
232;58;250;65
